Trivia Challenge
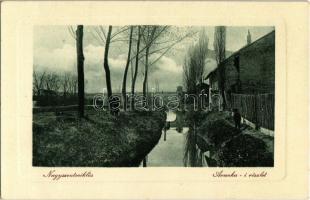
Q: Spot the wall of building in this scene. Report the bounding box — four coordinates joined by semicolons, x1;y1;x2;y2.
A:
223;31;275;95
209;71;219;91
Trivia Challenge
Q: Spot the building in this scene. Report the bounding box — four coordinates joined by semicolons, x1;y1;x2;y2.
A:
205;69;218;92
207;30;275;96
205;30;275;130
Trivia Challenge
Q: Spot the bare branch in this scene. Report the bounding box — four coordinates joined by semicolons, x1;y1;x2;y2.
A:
111;26;130;40
94;27;106;44
149;30;198;66
67;26;77;40
99;26;107;40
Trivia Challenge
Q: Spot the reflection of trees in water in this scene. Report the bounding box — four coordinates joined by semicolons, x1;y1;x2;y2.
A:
175;111;184;133
183;110;209;167
183;125;205;167
183;126;198;166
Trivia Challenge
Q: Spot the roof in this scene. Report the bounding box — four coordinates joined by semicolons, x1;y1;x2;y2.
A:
220;30;275;65
204;30;275;80
196;82;209;87
205;68;217;79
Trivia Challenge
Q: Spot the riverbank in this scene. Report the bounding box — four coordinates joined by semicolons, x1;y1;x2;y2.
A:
33;110;166;167
196;111;274;167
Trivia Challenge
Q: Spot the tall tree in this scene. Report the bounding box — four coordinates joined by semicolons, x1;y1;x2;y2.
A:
76;25;85;117
121;26;134;110
213;26;227;109
91;25;130;111
131;26;141;108
141;26;166;97
183;29;209;95
103;26;113;101
182;29;209;167
139;26;196;97
143;44;150;97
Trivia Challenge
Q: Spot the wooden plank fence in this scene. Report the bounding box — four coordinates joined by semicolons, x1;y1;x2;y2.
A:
231;93;274;130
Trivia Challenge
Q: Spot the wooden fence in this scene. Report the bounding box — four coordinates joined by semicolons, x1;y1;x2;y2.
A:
231;93;274;130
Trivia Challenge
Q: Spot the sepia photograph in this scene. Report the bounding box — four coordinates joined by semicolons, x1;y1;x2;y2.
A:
2;1;309;199
32;25;275;167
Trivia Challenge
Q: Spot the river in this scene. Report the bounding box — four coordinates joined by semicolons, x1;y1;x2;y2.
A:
146;127;189;167
140;110;209;167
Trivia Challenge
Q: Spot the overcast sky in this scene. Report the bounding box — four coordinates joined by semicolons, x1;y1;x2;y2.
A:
34;26;274;93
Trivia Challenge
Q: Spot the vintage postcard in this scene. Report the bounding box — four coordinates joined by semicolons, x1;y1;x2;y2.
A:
1;1;308;199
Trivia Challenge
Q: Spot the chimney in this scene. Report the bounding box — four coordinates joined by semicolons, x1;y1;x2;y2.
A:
247;30;252;45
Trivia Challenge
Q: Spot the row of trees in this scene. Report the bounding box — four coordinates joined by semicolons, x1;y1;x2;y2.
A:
183;30;209;96
182;30;209;166
183;26;227;109
33;71;78;97
213;26;227;109
71;25;195;117
182;26;226;167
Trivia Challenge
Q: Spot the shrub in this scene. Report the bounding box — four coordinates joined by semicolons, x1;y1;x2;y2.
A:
218;134;274;167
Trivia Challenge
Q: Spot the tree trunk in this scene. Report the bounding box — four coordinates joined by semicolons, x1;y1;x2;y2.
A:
104;26;113;107
130;59;134;83
122;26;133;111
131;26;141;109
214;26;227;110
142;46;149;98
76;25;85;118
164;129;166;141
218;64;227;110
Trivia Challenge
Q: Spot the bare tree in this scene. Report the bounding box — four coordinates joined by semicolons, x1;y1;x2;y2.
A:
103;26;113;101
141;26;168;97
213;26;227;109
62;72;70;98
33;70;46;96
131;26;142;108
69;74;78;95
121;26;134;110
45;72;61;92
91;25;131;111
183;29;209;95
130;59;135;84
76;25;85;117
68;25;86;116
137;26;197;97
60;72;78;98
90;25;196;110
182;30;209;167
196;30;209;85
126;26;196;101
183;53;196;94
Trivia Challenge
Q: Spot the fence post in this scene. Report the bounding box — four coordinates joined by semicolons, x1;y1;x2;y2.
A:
254;94;260;130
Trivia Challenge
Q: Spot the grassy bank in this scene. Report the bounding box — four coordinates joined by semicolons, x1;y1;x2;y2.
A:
33;110;166;167
196;111;274;167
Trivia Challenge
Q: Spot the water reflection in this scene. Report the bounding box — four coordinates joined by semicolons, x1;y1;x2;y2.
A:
182;111;206;167
183;125;206;167
166;110;176;122
143;110;208;167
